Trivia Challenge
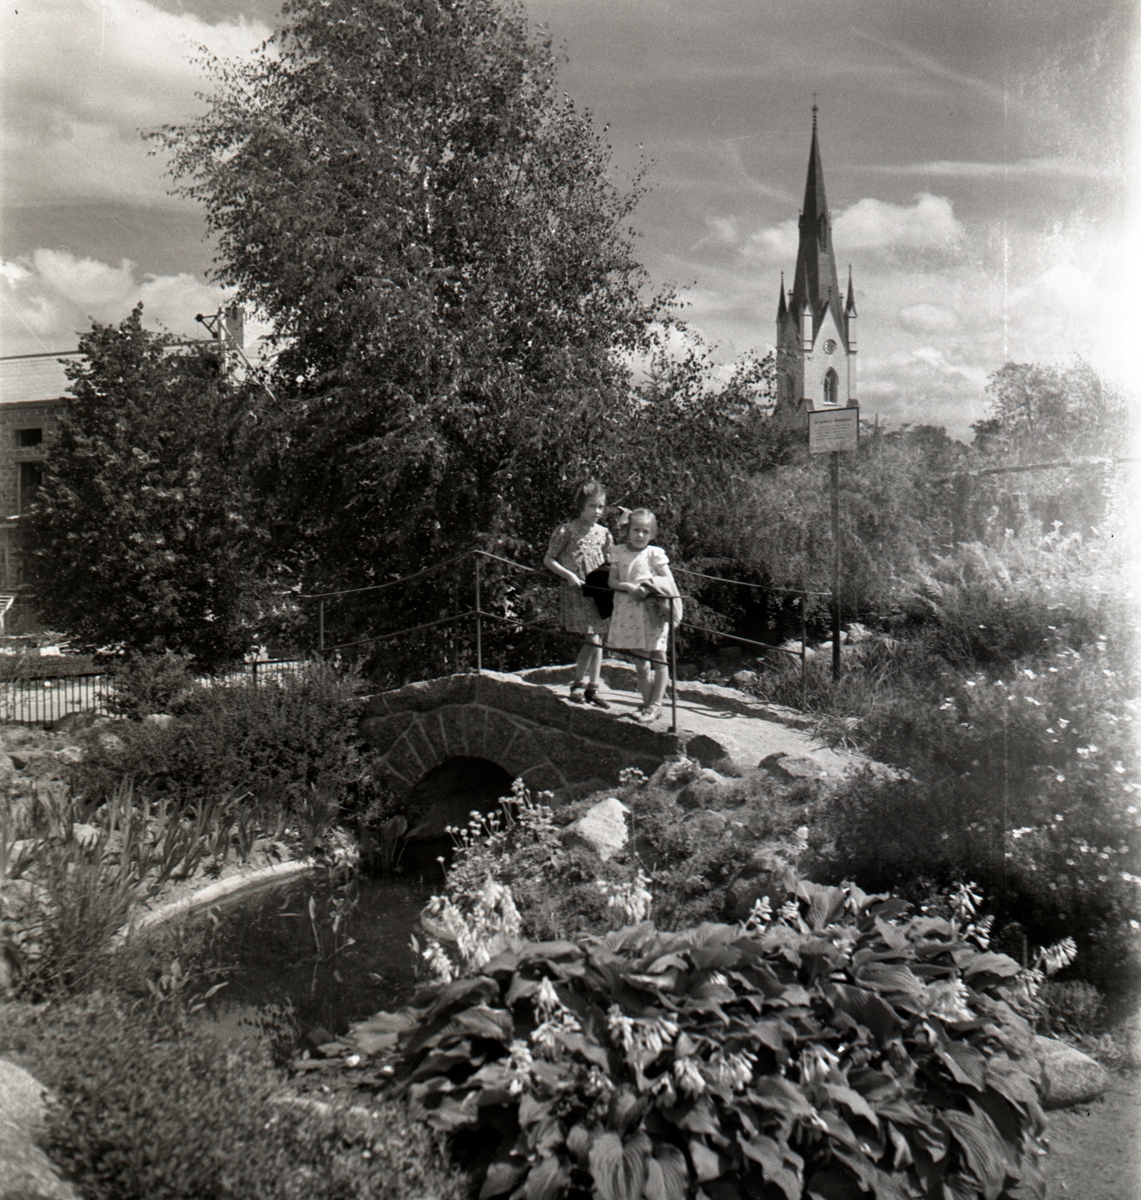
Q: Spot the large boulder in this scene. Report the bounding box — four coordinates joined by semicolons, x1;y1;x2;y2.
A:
0;1057;80;1199
562;797;629;862
1034;1034;1110;1109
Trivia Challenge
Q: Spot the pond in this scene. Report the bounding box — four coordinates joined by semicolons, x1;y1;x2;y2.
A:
203;871;436;1038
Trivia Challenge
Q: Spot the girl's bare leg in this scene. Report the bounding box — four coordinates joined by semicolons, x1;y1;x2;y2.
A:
648;663;668;707
635;658;652;706
574;641;594;684
585;636;603;686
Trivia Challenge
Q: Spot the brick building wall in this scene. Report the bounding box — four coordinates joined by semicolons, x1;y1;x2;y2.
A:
0;398;64;601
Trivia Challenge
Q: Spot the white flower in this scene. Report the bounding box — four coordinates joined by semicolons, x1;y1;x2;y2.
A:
673;1056;707;1097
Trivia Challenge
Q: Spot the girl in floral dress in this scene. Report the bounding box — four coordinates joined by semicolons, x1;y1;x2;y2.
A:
543;480;613;707
608;508;679;723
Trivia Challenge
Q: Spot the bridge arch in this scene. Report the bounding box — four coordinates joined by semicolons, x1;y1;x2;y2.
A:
359;670;721;798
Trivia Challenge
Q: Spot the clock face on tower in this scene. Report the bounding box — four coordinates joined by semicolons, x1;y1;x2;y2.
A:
823;338;837;355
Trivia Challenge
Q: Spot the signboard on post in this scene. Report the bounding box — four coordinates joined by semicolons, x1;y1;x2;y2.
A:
808;406;859;454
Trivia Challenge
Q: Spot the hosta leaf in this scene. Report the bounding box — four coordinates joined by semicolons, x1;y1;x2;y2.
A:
524;1155;566;1200
829;984;902;1045
984;1057;1040;1115
749;1076;814;1120
518;1092;554;1127
872;917;911;952
824;1083;881;1129
480;1160;527;1200
688;1139;723;1184
451;1005;514;1042
676;1098;722;1136
505;974;539;1007
942;1109;1010;1200
645;1146;688;1200
796;881;847;930
738;1132;784;1177
690;945;741;972
567;1123;592;1164
935;1040;987;1091
590;1132;650;1200
746;1019;790;1052
962;952;1022;981
855;963;926;996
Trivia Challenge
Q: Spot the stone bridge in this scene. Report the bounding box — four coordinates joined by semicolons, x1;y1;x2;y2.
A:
360;664;855;800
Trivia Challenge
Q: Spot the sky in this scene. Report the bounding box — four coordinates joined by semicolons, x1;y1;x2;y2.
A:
1;0;1137;439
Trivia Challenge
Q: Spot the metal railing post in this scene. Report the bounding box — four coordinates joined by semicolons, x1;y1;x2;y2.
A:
668;598;678;733
474;553;483;674
800;589;807;711
319;599;325;653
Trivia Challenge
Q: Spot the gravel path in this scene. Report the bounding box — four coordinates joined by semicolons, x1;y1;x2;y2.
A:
1045;1070;1141;1199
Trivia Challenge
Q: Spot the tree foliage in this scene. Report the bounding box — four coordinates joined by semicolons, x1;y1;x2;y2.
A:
26;306;271;667
973;360;1127;462
154;0;673;629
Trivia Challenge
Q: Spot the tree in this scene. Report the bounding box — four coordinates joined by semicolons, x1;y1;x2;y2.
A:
154;0;672;650
974;359;1126;461
26;306;274;667
971;360;1129;537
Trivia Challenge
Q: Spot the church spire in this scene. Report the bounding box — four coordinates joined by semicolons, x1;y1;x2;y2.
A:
777;271;787;320
788;108;843;346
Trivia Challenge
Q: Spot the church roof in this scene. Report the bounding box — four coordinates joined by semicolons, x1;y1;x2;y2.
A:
786;109;847;348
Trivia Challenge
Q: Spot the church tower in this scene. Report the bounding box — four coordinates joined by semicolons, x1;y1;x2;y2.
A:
774;109;858;424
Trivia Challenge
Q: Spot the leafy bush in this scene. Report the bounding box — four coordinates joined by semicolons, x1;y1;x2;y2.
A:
73;662;366;814
349;879;1047;1200
104;650;197;719
3;780;240;996
0;993;466;1200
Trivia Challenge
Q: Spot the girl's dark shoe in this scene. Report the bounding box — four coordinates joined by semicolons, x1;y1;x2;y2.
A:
568;681;586;703
583;685;611;710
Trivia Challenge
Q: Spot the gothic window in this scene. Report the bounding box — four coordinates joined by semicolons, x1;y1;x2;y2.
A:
823;367;839;406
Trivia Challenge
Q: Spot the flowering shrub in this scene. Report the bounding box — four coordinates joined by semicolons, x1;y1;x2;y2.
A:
349;879;1047;1200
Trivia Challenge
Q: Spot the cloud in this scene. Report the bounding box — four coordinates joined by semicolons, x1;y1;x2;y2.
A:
834;194;964;256
899;303;961;335
1;0;269;210
1;249;238;354
871;158;1113;181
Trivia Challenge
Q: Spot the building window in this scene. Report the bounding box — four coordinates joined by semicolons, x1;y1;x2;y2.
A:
15;428;43;447
823;367;839;406
18;462;43;514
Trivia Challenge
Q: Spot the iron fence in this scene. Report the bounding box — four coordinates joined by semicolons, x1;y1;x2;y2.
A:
0;659;308;729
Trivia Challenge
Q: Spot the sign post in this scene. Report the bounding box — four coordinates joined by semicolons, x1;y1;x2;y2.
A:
807;407;859;681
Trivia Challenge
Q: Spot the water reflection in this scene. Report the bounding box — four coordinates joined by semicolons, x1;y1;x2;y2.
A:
205;873;433;1035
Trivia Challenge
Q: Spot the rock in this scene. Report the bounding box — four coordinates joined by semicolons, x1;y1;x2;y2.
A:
96;731;126;754
683;810;727;839
1034;1035;1110;1109
143;713;175;728
0;1058;81;1199
760;752;827;780
7;755;27;771
52;746;83;766
676;769;731;810
845;622;875;643
562;797;629;862
779;641;816;660
730;670;758;687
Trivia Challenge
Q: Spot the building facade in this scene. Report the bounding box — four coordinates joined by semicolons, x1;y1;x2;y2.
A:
774;111;858;424
0;355;71;631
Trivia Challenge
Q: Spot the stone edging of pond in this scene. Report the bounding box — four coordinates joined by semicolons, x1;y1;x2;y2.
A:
109;859;321;949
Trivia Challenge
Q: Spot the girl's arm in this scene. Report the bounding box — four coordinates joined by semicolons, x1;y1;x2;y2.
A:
545;552;583;587
608;560;644;595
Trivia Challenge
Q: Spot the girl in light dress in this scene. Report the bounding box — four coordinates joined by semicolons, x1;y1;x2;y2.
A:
543;479;613;708
607;508;680;723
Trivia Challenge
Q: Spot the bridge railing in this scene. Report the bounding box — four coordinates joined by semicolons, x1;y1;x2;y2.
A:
300;550;828;730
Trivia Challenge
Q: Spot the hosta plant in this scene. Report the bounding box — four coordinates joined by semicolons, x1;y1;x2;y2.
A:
348;880;1047;1200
